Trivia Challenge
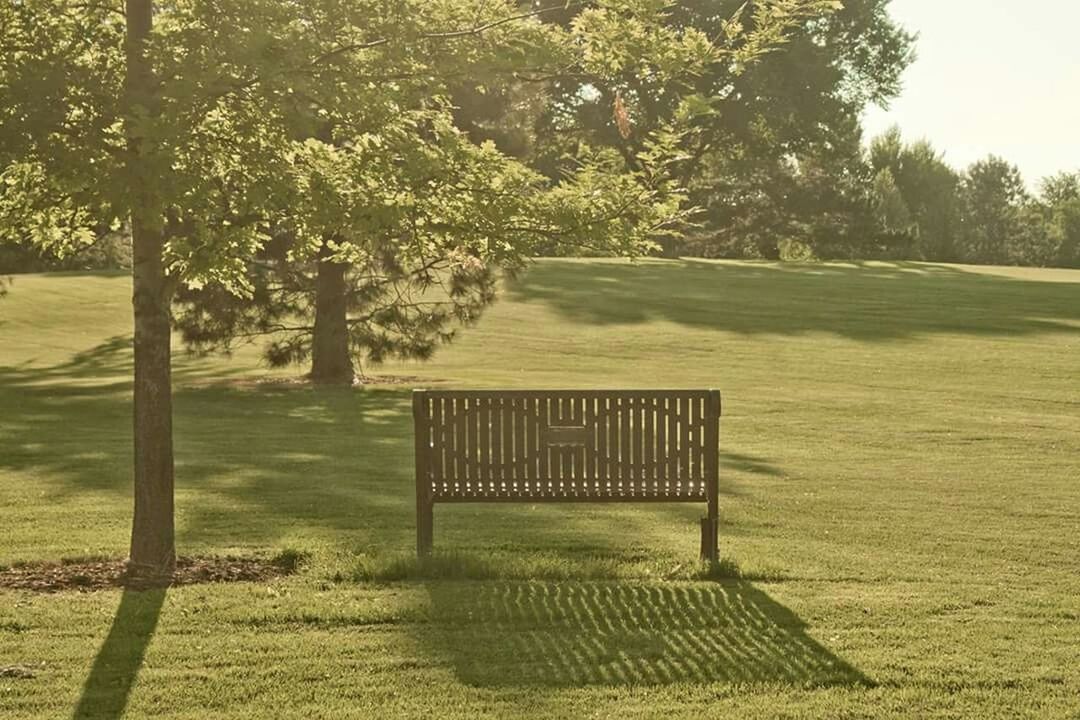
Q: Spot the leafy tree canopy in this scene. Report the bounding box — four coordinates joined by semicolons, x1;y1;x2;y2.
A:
5;0;817;287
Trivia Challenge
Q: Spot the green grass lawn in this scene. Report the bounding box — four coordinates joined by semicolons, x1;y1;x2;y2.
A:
1;258;1079;718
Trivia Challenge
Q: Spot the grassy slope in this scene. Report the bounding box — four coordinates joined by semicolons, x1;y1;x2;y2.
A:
1;259;1078;719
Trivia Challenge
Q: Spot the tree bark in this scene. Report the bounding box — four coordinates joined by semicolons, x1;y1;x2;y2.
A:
310;242;355;385
129;218;175;576
125;0;176;578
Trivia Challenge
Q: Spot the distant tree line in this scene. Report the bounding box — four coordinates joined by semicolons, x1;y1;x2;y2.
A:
8;138;1075;273
682;127;1080;268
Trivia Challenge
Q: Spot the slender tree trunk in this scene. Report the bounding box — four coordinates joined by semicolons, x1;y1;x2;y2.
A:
125;0;176;577
310;242;354;385
129;219;175;576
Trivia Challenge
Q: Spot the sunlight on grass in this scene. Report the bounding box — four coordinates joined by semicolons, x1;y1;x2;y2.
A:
1;261;1078;718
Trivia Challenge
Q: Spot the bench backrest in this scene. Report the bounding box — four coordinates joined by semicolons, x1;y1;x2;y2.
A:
413;389;721;502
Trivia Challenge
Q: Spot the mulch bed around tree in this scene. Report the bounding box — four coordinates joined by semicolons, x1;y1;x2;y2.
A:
0;555;300;593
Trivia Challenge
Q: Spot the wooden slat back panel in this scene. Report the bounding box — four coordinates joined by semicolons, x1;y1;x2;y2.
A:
414;390;721;502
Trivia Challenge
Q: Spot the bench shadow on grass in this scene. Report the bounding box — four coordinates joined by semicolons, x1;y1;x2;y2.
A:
71;589;165;720
421;579;870;688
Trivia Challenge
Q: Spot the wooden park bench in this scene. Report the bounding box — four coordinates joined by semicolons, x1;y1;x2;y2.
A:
413;389;722;561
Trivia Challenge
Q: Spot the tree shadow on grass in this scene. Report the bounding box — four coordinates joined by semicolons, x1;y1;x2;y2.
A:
71;589;165;720
0;312;786;566
1;335;783;559
0;335;419;552
507;259;1080;341
421;580;870;688
15;260;1057;558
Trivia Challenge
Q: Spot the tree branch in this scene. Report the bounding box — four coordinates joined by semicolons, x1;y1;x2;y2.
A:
309;3;582;67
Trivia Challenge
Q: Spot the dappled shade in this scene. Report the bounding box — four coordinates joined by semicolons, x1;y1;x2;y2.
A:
0;333;744;559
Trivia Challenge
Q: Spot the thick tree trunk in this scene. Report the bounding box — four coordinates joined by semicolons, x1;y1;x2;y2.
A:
125;0;176;577
310;243;354;385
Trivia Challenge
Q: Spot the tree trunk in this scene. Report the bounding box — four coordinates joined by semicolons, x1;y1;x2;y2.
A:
125;0;176;578
310;243;354;385
129;217;175;576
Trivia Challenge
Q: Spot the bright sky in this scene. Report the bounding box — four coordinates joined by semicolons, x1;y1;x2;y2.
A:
862;0;1080;184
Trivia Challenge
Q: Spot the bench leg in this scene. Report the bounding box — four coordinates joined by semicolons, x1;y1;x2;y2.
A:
700;516;719;563
417;501;434;558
